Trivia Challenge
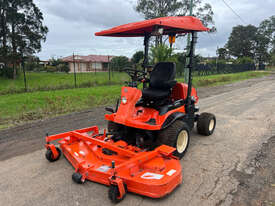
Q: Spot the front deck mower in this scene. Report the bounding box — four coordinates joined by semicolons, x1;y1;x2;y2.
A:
45;16;216;203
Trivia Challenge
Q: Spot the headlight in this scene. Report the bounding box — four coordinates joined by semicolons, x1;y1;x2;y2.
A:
121;97;127;104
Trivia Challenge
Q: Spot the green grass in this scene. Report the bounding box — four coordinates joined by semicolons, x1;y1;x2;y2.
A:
0;71;270;128
0;71;129;95
190;71;269;87
266;66;275;71
0;85;122;124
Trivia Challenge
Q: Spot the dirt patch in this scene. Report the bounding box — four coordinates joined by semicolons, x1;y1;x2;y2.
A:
0;107;107;160
231;136;275;206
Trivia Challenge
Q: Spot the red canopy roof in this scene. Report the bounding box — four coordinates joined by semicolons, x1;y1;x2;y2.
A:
95;16;209;37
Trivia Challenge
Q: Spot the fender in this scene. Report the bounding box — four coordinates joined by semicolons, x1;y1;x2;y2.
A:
161;112;185;130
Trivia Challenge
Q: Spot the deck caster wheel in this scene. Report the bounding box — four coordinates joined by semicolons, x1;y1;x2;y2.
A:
197;113;216;136
45;147;61;162
72;172;84;184
108;184;127;203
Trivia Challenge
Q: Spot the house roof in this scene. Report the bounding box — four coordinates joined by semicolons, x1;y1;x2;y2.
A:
62;55;113;63
95;16;209;37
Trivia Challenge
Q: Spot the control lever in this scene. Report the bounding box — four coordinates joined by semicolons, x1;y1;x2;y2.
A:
105;107;115;113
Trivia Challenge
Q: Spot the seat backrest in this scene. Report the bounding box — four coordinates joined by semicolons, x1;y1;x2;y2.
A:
149;62;176;89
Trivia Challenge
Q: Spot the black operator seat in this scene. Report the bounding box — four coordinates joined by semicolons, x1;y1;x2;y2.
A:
142;62;177;100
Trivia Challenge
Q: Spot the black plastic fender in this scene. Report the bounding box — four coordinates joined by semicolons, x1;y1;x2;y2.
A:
161;112;185;130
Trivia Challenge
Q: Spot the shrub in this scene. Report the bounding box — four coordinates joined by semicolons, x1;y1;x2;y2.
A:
33;65;46;72
45;65;58;72
235;57;254;64
57;64;70;73
25;62;37;71
44;64;69;73
110;56;132;71
0;66;20;79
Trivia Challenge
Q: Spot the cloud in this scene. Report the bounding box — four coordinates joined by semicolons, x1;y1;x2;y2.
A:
35;0;142;28
34;0;275;59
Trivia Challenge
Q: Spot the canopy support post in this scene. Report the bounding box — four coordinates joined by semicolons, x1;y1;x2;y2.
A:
142;33;150;88
186;31;197;104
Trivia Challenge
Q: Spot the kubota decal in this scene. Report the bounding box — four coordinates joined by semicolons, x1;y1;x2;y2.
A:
166;169;176;176
141;172;164;180
79;151;85;155
96;165;110;172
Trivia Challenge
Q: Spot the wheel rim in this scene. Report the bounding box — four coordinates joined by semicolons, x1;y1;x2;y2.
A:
209;119;215;131
177;130;188;153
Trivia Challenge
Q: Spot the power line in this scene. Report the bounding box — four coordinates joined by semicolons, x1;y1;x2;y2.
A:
221;0;246;25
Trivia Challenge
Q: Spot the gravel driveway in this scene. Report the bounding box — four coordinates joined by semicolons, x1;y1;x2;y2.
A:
0;73;274;206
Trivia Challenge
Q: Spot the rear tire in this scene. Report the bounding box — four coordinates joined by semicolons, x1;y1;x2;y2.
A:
157;120;190;159
197;113;216;136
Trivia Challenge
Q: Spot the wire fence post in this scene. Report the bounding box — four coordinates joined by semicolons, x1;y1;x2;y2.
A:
108;56;111;82
95;62;97;75
73;53;77;88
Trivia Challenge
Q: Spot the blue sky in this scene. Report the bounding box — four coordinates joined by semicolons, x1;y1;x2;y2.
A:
34;0;275;60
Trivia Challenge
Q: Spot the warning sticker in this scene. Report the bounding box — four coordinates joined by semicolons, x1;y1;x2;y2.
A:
96;165;110;172
141;172;164;180
166;169;177;176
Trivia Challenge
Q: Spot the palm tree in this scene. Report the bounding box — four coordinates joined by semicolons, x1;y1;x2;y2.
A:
150;44;177;64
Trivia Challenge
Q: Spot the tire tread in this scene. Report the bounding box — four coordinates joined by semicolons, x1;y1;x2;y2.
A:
197;112;216;136
157;120;190;159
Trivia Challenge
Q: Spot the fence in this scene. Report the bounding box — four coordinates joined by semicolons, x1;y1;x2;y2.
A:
192;63;258;76
0;62;261;95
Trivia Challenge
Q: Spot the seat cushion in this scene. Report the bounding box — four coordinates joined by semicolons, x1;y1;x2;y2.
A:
142;87;170;100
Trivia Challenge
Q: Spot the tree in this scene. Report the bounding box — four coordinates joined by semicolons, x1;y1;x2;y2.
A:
258;15;275;53
216;47;228;60
0;0;48;78
150;44;176;64
136;0;214;27
49;57;63;66
254;31;270;65
226;22;273;65
110;56;132;71
226;25;258;59
174;52;186;76
0;0;10;64
136;0;183;19
131;51;144;64
270;53;275;66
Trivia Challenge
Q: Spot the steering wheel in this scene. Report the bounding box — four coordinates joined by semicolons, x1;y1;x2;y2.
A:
123;67;146;81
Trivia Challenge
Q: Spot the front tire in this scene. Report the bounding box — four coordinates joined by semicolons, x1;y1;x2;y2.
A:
157;120;190;159
197;113;216;136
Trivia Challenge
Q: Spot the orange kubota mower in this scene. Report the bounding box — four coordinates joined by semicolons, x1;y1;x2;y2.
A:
44;16;216;203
